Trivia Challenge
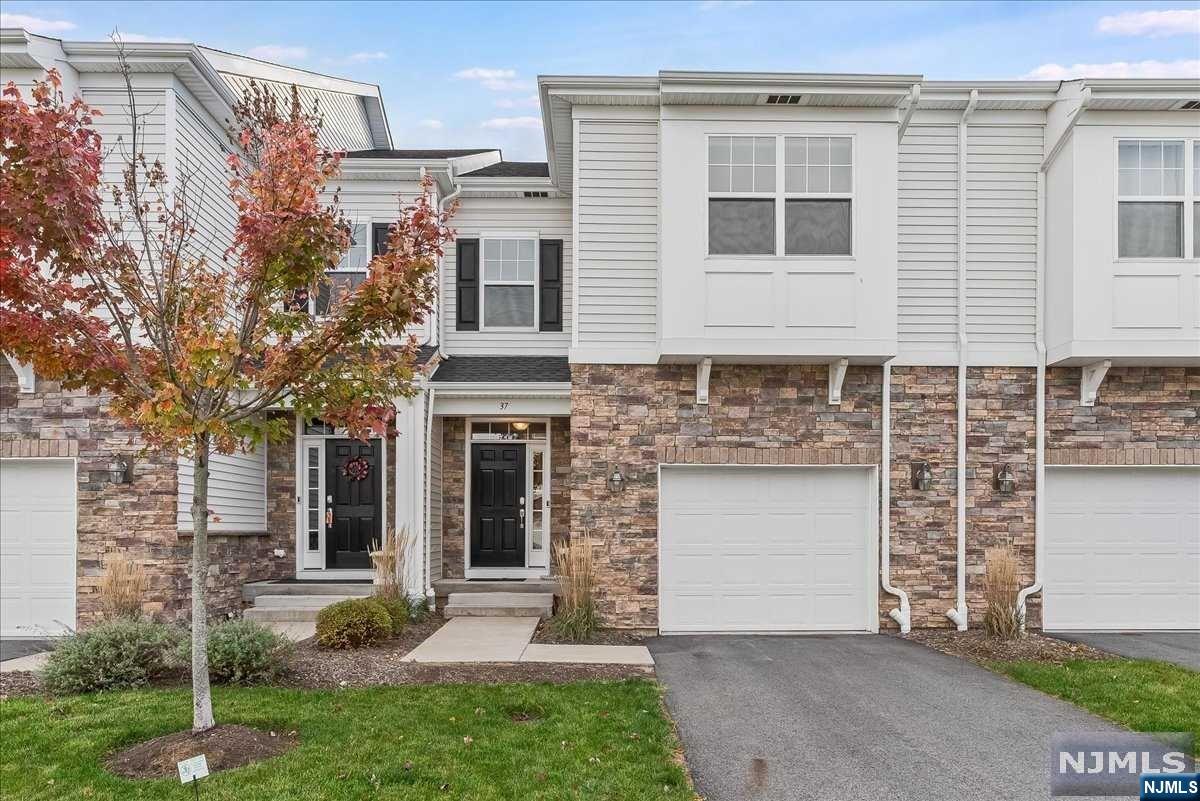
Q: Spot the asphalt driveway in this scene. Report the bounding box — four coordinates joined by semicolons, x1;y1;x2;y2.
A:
1047;631;1200;671
649;634;1123;801
0;639;50;662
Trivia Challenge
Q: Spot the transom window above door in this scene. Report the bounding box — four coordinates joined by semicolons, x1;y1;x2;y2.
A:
482;237;538;329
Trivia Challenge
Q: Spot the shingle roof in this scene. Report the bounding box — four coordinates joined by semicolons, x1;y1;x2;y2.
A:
430;356;570;383
342;148;497;159
460;161;550;178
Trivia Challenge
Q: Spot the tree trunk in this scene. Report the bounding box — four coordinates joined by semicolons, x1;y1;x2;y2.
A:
191;433;215;732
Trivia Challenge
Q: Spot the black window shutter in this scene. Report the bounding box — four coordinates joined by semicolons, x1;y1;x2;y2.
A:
538;239;563;332
456;238;480;331
371;223;391;256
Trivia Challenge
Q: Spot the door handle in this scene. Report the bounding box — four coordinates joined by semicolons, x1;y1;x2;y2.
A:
325;509;333;527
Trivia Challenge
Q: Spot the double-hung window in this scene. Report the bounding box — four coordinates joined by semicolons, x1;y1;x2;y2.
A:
1117;139;1193;259
707;134;853;257
314;222;370;316
481;235;538;330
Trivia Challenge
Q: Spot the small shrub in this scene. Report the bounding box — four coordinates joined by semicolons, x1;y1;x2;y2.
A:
42;619;183;695
315;598;391;649
552;534;598;642
983;546;1022;640
373;595;410;636
178;619;293;685
98;553;148;621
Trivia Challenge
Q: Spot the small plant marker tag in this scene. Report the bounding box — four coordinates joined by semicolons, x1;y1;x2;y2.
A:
177;754;209;784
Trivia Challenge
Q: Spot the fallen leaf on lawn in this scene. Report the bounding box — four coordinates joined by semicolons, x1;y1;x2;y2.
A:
589;756;601;764
439;783;450;791
535;771;548;782
598;710;609;718
403;761;413;771
474;707;485;716
629;732;641;740
463;736;474;745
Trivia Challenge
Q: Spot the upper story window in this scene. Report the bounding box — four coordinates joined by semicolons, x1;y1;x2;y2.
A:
313;222;374;316
707;135;853;257
1117;139;1194;259
482;236;537;330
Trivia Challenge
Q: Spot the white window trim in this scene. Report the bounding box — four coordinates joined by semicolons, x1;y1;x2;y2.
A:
312;220;373;317
705;134;856;259
1114;138;1196;263
479;230;540;332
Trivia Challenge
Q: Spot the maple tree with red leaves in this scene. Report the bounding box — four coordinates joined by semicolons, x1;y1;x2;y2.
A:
0;55;454;731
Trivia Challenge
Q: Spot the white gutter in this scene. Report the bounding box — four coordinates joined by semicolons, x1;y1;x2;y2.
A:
880;361;911;632
947;88;978;632
1016;89;1086;626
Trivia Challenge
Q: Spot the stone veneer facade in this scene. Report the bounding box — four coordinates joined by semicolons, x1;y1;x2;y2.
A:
0;363;295;628
438;416;571;581
570;363;1196;631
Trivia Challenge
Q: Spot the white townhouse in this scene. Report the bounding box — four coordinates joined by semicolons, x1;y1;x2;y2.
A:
1;30;1196;637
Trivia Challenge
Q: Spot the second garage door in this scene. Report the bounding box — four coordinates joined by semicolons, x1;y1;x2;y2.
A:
1044;467;1200;632
659;466;876;633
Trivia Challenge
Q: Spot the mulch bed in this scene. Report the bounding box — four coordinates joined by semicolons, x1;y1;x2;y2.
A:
0;671;43;699
106;724;297;779
530;620;648;646
906;629;1114;667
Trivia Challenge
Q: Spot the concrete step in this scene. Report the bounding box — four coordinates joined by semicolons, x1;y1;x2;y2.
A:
434;578;558;596
243;594;360;622
444;592;553;619
243;580;373;602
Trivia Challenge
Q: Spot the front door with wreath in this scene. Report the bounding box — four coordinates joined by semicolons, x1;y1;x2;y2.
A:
325;439;382;569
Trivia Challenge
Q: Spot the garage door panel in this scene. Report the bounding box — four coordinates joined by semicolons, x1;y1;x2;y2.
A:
660;467;873;633
0;460;77;637
1045;468;1200;632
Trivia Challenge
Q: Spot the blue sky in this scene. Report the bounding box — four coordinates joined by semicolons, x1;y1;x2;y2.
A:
3;1;1198;160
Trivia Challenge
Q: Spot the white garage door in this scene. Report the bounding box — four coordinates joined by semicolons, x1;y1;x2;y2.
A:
1045;467;1200;631
0;460;77;638
659;466;875;633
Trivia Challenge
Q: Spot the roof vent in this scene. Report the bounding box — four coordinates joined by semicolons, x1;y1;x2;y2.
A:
1177;100;1200;110
523;191;549;198
765;94;804;105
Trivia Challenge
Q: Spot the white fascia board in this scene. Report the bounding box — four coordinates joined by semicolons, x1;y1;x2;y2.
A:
458;177;557;194
446;151;502;177
1;28;66;70
660;70;922;88
197;46;383;98
430;382;570;398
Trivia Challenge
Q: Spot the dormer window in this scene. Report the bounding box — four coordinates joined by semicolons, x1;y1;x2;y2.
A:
1117;139;1190;259
707;135;853;257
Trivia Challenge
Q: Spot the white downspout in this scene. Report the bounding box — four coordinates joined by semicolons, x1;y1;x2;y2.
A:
881;361;911;632
435;173;463;350
947;89;978;632
423;385;437;610
1016;89;1088;627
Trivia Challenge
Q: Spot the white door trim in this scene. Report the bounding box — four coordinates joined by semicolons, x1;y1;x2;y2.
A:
656;463;880;635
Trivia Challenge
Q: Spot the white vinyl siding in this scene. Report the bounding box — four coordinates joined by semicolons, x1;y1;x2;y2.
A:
217;72;374;151
428;416;444;583
82;86;168;208
173;88;238;267
965;124;1041;358
898;124;959;360
444;196;572;355
178;448;268;533
575;118;658;353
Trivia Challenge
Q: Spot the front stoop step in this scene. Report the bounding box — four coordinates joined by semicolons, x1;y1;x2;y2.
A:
243;594;362;623
444;592;553;619
243;580;374;602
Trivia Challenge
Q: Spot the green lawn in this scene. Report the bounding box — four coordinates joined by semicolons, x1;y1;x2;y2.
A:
992;659;1200;754
0;681;692;800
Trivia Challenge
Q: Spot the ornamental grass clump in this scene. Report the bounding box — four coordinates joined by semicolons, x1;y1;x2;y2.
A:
552;534;599;642
98;553;148;621
983;546;1022;640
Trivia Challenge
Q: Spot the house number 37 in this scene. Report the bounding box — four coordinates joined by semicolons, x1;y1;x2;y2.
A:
498;401;510;410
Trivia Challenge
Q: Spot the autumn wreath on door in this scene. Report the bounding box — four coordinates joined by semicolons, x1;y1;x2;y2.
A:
342;455;371;482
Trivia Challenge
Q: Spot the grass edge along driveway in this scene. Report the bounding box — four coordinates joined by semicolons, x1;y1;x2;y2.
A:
0;679;693;801
992;658;1200;756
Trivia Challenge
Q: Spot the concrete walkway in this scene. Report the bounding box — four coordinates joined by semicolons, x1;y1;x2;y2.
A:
402;617;654;665
1048;631;1200;671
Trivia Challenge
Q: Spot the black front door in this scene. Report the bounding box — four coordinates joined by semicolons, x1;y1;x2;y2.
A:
326;439;381;569
471;443;526;567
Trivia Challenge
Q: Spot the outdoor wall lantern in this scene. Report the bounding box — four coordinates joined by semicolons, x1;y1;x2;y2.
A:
911;460;933;491
110;454;135;484
607;464;626;494
994;464;1017;495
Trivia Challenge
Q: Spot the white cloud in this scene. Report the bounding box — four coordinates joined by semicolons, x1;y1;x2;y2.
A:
0;12;76;34
1096;9;1200;38
345;51;388;63
246;44;309;63
494;94;541;109
454;67;533;92
418;119;444;129
1023;59;1200;80
481;116;542;130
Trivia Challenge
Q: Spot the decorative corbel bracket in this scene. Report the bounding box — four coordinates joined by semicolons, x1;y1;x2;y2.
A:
3;354;35;393
696;357;713;406
828;358;849;405
1080;359;1111;407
